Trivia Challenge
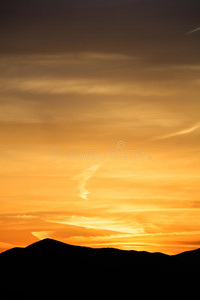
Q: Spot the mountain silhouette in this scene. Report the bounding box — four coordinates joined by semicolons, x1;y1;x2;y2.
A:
1;238;199;298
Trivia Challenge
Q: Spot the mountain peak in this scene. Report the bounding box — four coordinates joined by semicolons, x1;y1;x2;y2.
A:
25;238;75;253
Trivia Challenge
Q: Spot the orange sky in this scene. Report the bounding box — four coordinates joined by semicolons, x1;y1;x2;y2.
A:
0;1;200;254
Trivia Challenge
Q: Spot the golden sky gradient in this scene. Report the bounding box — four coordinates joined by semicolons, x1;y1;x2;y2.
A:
0;0;200;254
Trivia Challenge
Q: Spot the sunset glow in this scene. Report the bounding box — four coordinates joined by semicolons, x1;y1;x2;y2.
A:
0;0;200;255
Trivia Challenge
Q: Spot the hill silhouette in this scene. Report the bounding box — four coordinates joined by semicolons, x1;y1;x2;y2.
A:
1;238;200;298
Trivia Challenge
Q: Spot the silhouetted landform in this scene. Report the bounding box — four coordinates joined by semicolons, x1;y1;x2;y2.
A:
1;239;200;298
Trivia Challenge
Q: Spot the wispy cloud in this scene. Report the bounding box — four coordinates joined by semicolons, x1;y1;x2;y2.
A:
74;164;101;200
0;78;133;96
0;78;175;97
0;52;134;65
45;215;143;235
186;27;200;35
31;231;54;240
154;122;200;141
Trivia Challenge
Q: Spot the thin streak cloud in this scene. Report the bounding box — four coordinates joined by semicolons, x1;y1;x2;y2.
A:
0;78;175;97
186;27;200;35
154;122;200;141
31;231;55;240
74;164;101;200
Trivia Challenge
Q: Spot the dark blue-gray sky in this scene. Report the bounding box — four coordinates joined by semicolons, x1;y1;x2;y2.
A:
0;0;200;63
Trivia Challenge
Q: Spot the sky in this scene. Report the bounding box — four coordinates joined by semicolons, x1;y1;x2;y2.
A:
0;0;200;254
